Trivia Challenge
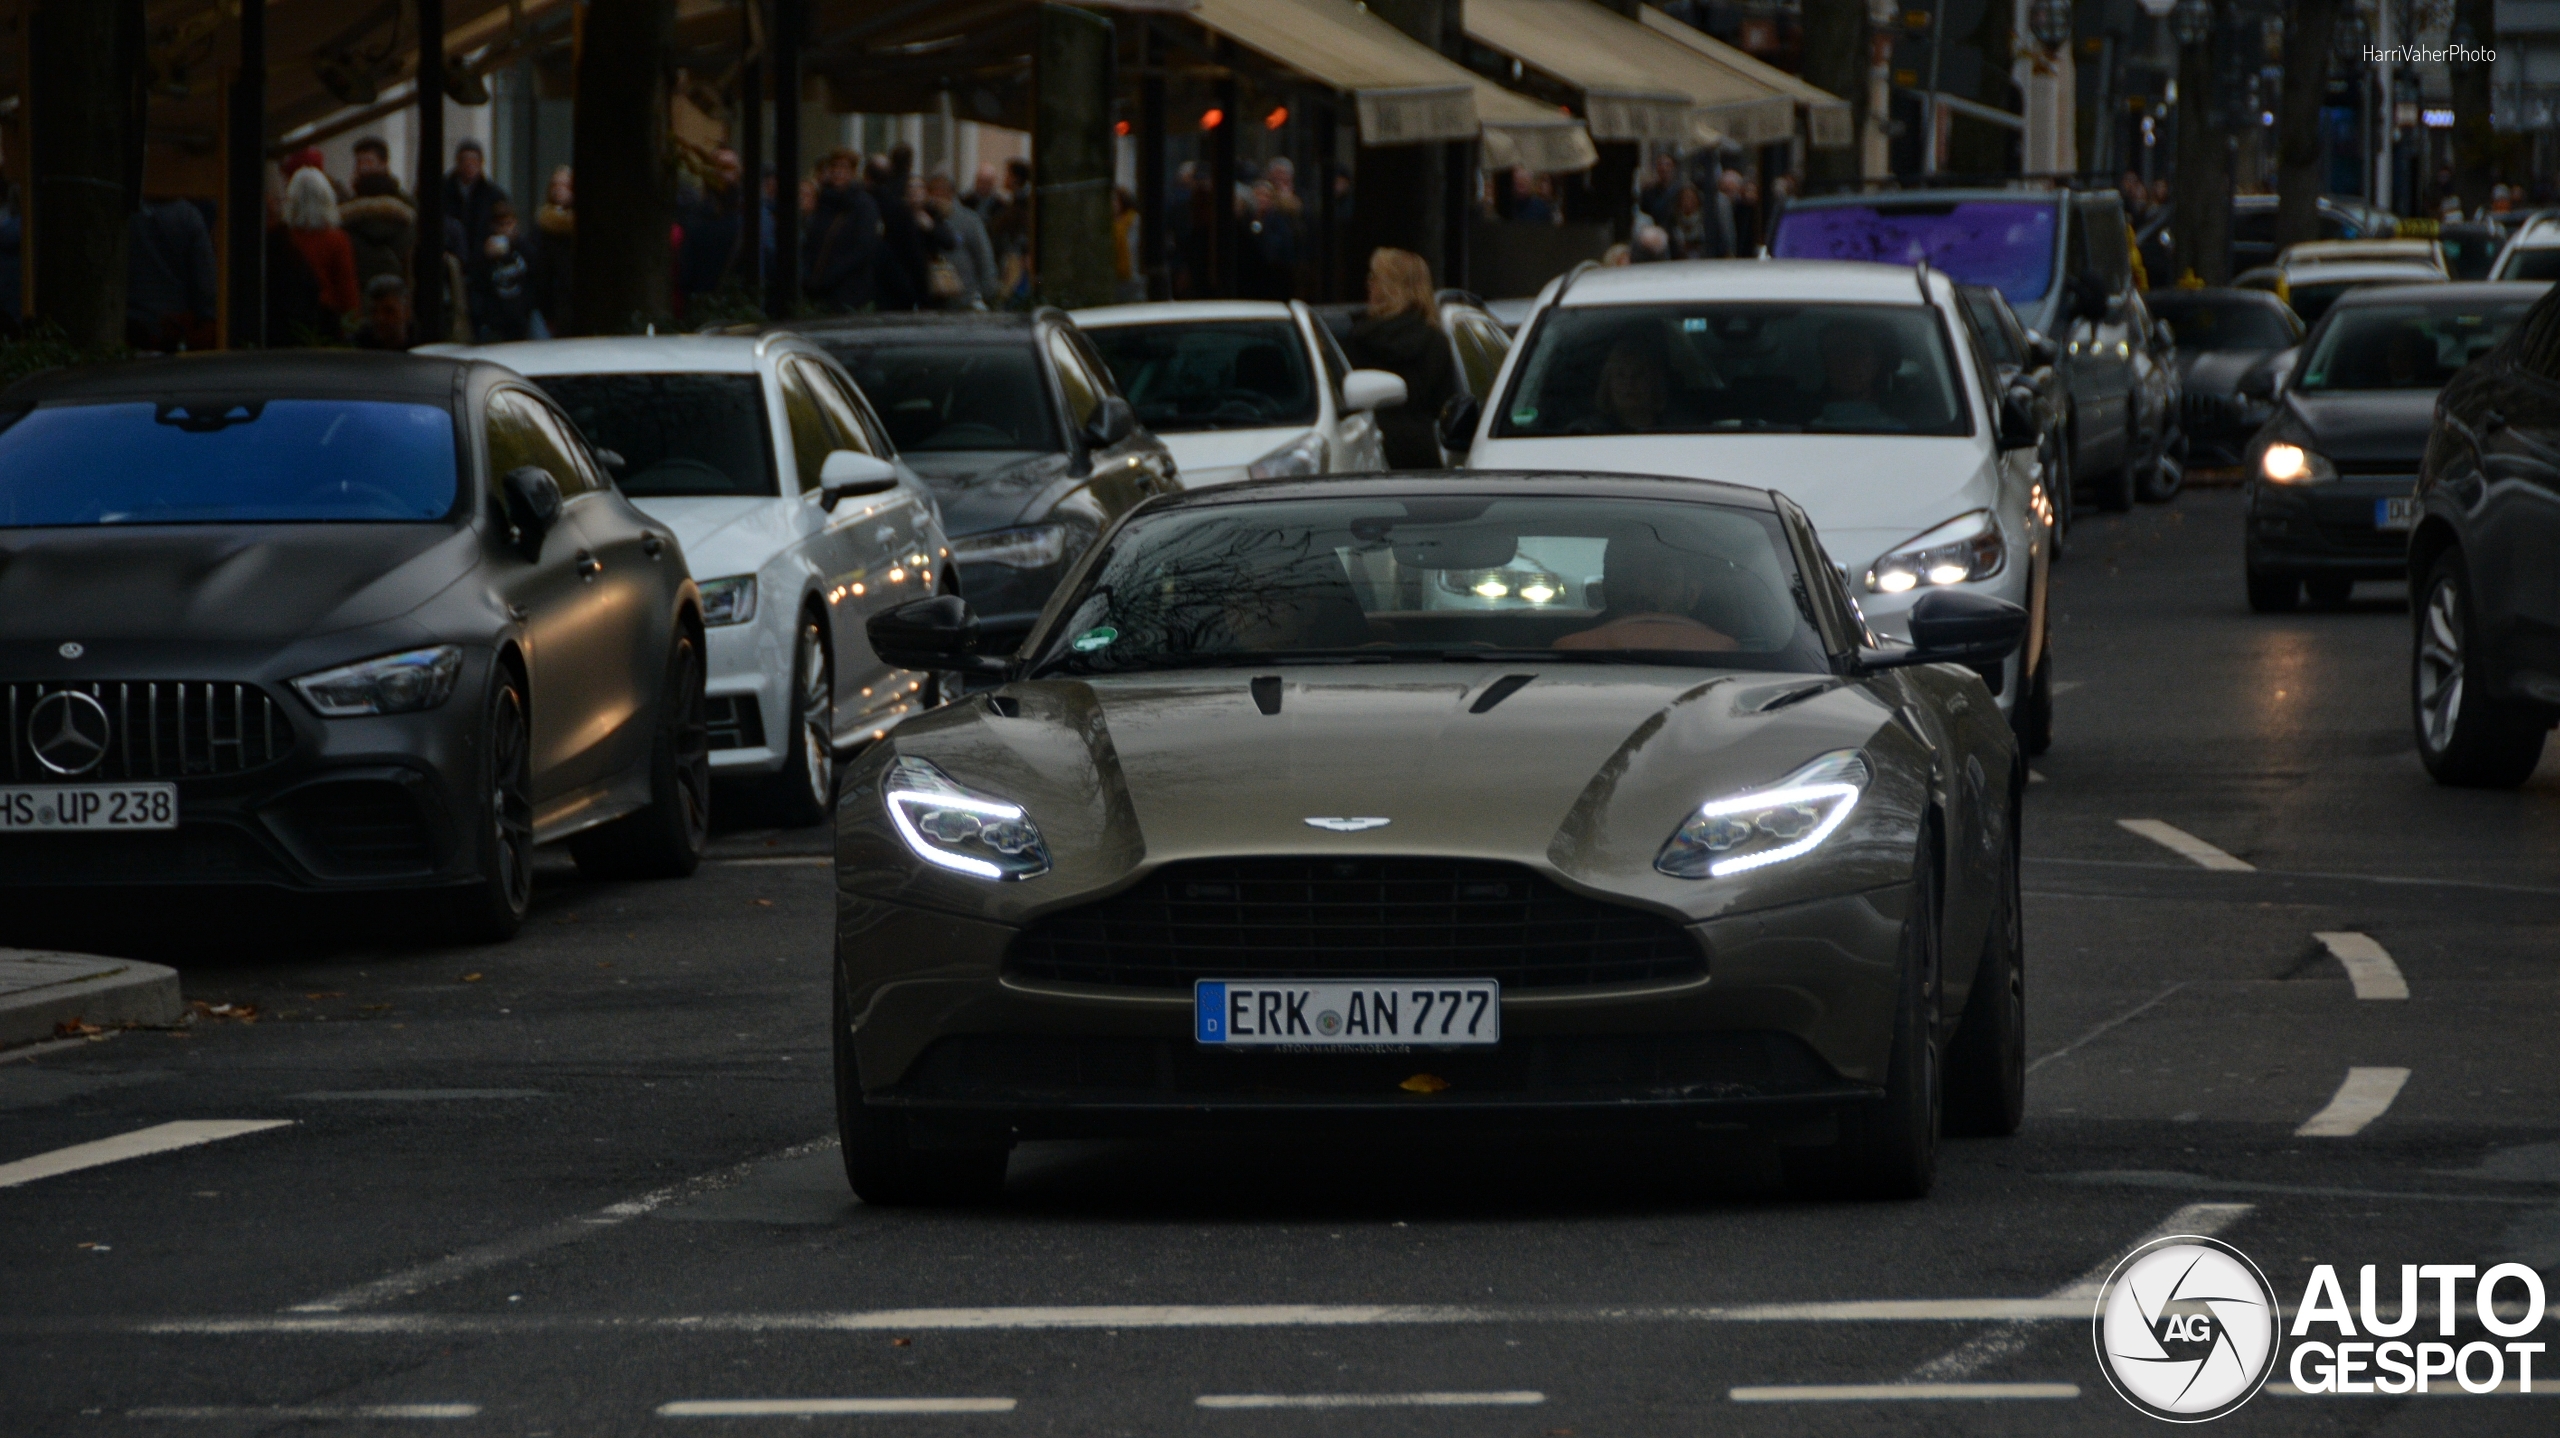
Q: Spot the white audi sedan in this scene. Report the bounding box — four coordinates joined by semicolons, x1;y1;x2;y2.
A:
1451;260;2054;751
436;335;951;824
1071;300;1405;488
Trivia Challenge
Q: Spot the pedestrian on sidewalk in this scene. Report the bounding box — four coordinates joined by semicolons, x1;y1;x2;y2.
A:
1342;247;1458;470
804;150;882;313
283;166;360;331
127;193;218;350
926;173;999;309
341;157;418;298
530;166;575;337
445;138;509;257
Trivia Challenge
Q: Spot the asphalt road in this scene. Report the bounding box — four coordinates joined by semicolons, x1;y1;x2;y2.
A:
6;486;2559;1435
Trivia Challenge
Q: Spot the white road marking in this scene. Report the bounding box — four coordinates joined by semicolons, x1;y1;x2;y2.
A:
2027;769;2047;784
2117;819;2255;871
1904;1203;2254;1383
2026;982;2187;1074
659;1399;1015;1416
1197;1392;1542;1410
1732;1384;2078;1402
0;1120;293;1190
2315;932;2409;1000
2297;1067;2412;1137
2051;680;2083;694
130;1406;477;1420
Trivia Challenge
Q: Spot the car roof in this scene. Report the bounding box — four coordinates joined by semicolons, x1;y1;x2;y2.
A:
2283;262;2447;285
2507;214;2560;246
1145;469;1782;513
2326;280;2553;310
2;349;471;405
1779;188;2061;211
424;334;792;376
1070;300;1295;327
1554;259;1938;307
772;312;1052;346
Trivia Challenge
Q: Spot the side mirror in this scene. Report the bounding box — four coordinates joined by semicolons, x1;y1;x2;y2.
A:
1862;589;2028;673
818;450;900;509
500;465;563;556
2022;329;2059;368
865;594;1008;676
592;448;628;474
1342;368;1409;413
1084;395;1137;448
1437;394;1483;456
1995;389;2041;451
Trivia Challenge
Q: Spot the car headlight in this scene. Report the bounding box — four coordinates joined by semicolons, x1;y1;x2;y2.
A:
1656;750;1869;879
2258;441;2335;485
698;574;758;627
952;524;1068;570
291;645;463;717
1247;431;1327;479
882;756;1051;880
1864;510;2005;594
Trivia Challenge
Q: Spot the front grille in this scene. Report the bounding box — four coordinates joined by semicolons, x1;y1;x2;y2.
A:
1009;857;1704;991
4;681;293;783
2333;459;2417;479
706;694;764;751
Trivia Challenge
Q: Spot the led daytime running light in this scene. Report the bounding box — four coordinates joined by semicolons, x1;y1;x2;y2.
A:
1688;781;1862;876
886;788;1031;879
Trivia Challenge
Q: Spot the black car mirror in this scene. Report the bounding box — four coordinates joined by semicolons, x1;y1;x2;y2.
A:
1084;396;1137;449
2068;273;2109;325
1860;590;2028;672
1995;390;2041;451
818;450;900;509
2022;329;2059;368
500;465;562;555
866;595;1008;676
1437;394;1483;456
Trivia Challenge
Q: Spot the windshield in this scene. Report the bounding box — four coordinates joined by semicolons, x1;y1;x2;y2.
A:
821;342;1058;454
2288;274;2440;327
1772;201;2057;304
1495;304;1971;439
1030;494;1829;676
1083;321;1318;432
2144;297;2300;351
2498;248;2560;281
0;398;456;527
534;373;775;498
2295;299;2534;392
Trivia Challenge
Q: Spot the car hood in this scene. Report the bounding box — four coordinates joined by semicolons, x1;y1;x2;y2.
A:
898;450;1076;536
2174;348;2285;396
844;663;1915;926
2279;389;2439;463
1149;425;1308;483
0;523;477;646
627;495;798;582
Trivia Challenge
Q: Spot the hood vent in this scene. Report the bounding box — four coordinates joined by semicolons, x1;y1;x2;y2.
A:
1250;676;1283;716
1468;674;1536;714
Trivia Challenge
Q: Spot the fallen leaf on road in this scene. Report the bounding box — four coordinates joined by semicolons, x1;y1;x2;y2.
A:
461;973;484;983
77;1241;110;1251
751;898;774;907
892;1337;912;1347
187;1001;260;1023
1399;1073;1450;1094
52;1018;103;1039
303;992;344;1001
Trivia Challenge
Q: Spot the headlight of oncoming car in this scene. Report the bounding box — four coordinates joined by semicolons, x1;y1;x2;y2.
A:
2258;441;2335;485
1247;432;1327;479
952;524;1068;570
883;756;1051;880
1865;510;2005;594
698;574;758;627
291;645;463;717
1656;750;1870;879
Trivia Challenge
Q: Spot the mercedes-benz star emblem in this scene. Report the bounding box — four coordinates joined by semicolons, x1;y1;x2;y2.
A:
57;641;84;659
28;690;111;776
1304;816;1391;832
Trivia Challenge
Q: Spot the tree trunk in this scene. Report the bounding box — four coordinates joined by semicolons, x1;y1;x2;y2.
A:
2451;0;2496;218
573;0;677;335
28;0;142;351
2274;0;2336;252
1947;0;2017;177
1801;0;1864;190
1033;3;1115;310
2172;25;2230;286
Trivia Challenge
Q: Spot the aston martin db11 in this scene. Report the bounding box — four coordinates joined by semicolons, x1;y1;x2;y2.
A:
832;473;2029;1205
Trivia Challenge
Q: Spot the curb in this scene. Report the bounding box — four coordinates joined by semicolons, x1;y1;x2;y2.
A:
0;949;183;1051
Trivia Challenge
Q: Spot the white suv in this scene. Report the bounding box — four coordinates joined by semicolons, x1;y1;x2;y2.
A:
1072;300;1404;488
2488;214;2560;281
1452;259;2054;750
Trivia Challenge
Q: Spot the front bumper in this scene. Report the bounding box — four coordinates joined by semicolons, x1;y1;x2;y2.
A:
837;884;1910;1141
702;615;792;778
2245;475;2415;578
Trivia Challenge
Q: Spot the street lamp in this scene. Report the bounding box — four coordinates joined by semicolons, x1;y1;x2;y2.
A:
2172;0;2213;47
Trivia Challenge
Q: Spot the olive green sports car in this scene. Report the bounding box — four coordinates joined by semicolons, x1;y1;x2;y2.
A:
836;473;2029;1204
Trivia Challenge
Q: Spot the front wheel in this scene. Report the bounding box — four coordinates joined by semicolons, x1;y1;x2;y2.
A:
1787;839;1941;1200
571;631;711;878
765;613;834;828
1945;812;2025;1137
834;968;1009;1205
2413;550;2549;788
442;670;534;943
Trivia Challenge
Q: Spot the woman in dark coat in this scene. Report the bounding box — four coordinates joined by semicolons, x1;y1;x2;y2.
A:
1342;247;1459;470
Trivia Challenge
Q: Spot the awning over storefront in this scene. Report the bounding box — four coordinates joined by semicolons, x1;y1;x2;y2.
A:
1185;0;1597;172
1464;0;1805;150
1638;4;1853;150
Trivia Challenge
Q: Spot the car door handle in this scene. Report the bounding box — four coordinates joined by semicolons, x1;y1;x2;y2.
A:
575;551;603;580
641;533;665;559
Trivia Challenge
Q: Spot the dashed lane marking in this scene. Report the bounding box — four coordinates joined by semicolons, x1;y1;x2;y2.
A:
0;1121;293;1190
2315;932;2409;1000
1731;1384;2079;1402
659;1399;1016;1416
2116;819;2255;871
2027;769;2047;784
2297;1067;2412;1137
130;1406;476;1420
1197;1392;1542;1410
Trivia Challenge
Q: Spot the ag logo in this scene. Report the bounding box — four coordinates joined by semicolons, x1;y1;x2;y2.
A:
2094;1235;2280;1422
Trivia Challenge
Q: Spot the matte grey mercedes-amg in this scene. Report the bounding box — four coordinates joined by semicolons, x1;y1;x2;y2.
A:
836;473;2028;1204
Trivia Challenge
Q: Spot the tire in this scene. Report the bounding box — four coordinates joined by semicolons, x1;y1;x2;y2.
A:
2011;640;2053;758
2246;567;2300;613
570;630;711;879
442;668;535;944
1786;838;1941;1200
1945;811;2025;1138
2305;575;2354;608
765;612;834;828
2413;550;2549;788
834;967;1009;1205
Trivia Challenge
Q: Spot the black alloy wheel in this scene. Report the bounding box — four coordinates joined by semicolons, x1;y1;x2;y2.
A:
571;631;711;878
1945;807;2026;1137
1788;834;1942;1200
2413;550;2550;788
768;612;834;828
447;670;534;943
834;963;1010;1205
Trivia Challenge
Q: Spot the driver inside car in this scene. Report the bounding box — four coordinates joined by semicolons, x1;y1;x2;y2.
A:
1813;318;1899;430
1579;332;1671;432
1555;533;1740;652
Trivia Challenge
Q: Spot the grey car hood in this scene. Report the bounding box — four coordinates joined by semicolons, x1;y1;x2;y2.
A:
0;522;477;644
2279;389;2438;463
899;450;1076;537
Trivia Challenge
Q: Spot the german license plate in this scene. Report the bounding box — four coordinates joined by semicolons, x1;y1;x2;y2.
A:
0;783;177;831
1195;980;1500;1048
2376;497;2418;531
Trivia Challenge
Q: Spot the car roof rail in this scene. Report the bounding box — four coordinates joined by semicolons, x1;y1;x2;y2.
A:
1914;258;1935;304
1550;260;1601;305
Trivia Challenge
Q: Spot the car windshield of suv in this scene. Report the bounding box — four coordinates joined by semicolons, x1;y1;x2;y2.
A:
823;341;1058;454
2295;299;2535;391
0;398;457;527
2143;297;2300;351
1084;321;1318;432
1496;304;1970;438
1772;201;2057;304
534;373;774;497
1029;494;1829;676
